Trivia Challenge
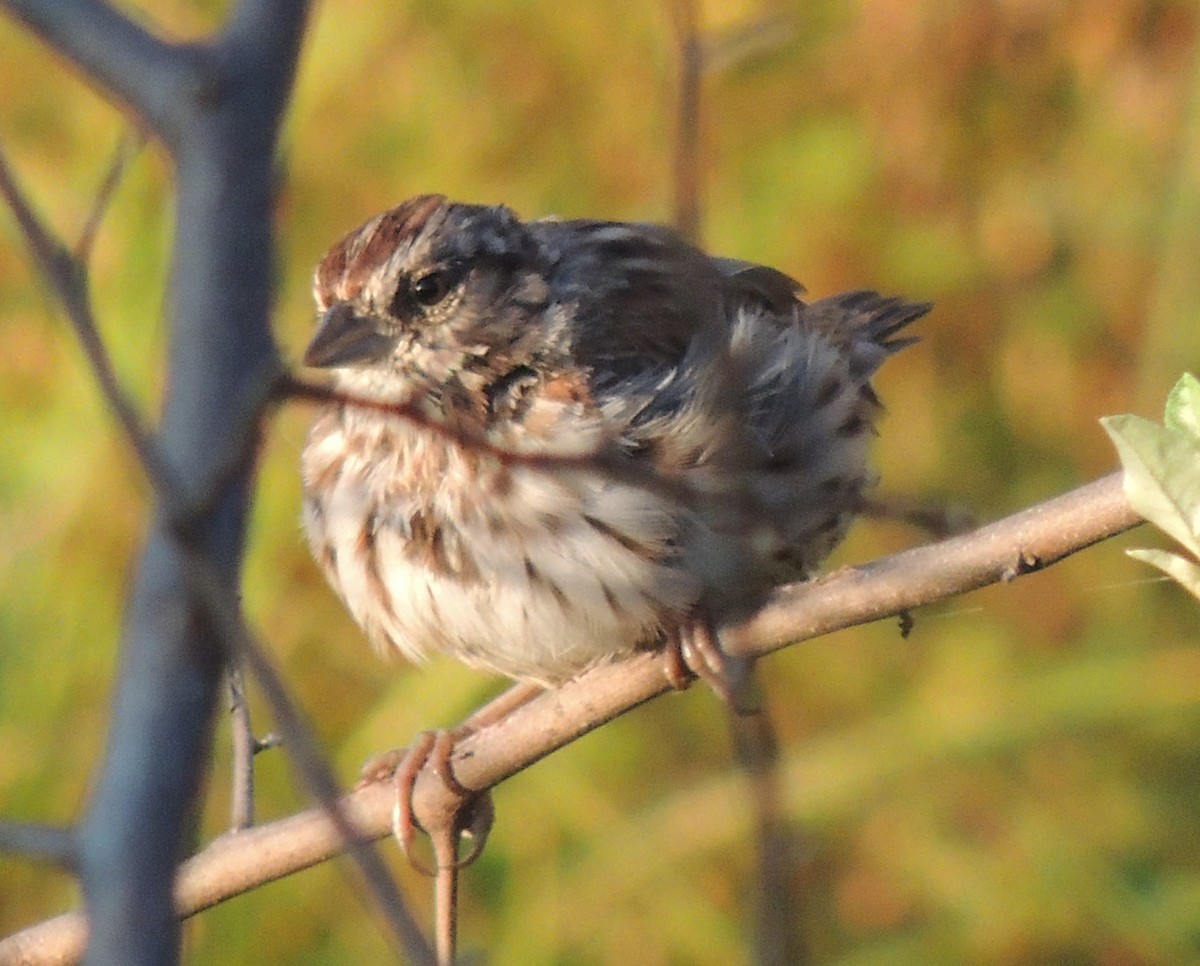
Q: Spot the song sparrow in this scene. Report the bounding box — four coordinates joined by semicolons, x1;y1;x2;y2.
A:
301;194;926;686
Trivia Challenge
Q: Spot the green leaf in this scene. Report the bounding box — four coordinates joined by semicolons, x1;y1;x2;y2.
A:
1127;548;1200;601
1164;372;1200;443
1100;413;1200;558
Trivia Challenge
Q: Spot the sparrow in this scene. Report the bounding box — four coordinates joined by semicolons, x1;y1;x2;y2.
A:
300;194;925;686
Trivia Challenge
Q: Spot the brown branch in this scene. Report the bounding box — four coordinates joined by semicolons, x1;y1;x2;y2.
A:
226;668;257;832
228;593;436;966
725;687;805;966
431;473;1140;796
662;7;795;246
730;472;1138;656
0;471;1142;965
279;373;873;524
666;0;703;243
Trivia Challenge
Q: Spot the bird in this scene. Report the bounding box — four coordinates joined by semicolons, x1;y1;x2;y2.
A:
300;193;926;691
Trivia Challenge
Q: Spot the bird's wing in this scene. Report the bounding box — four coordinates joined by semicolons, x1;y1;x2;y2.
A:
529;218;732;368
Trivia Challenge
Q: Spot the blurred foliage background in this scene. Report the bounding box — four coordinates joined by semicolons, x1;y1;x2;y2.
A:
2;0;1200;963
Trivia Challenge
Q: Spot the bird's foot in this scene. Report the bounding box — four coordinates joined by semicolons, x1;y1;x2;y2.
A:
661;613;756;712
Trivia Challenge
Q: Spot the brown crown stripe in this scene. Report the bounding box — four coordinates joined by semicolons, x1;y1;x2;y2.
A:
316;194;448;302
354;195;445;273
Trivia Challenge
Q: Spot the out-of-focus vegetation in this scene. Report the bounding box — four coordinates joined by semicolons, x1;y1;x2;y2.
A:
2;1;1200;963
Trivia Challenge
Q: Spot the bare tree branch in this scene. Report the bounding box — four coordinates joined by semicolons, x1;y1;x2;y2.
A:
726;696;805;966
230;596;436;965
75;132;143;261
0;132;437;966
0;145;184;500
663;6;795;246
227;669;257;832
0;3;316;965
659;13;810;960
0;822;75;871
0;0;188;136
731;472;1138;656
279;374;879;525
666;0;702;243
702;15;795;76
0;470;1142;966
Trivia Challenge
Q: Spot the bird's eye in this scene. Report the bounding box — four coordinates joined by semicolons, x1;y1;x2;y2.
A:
411;269;454;307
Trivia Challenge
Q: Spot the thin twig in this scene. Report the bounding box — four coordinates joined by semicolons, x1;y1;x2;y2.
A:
0;143;184;504
727;693;806;966
0;3;440;965
432;844;459;966
0;139;282;532
277;372;690;491
279;373;871;524
666;0;703;243
220;580;437;966
703;15;795;76
863;493;976;540
227;667;256;832
75;131;144;261
0;0;190;139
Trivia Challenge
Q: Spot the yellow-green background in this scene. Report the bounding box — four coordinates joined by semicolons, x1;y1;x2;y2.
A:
3;1;1200;963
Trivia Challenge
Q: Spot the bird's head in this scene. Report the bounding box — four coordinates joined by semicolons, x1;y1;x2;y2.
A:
305;195;553;396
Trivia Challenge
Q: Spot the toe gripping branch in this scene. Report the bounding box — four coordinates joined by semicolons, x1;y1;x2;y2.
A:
384;730;495;876
662;613;760;714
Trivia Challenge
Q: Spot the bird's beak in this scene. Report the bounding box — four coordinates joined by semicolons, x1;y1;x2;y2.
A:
303;303;394;368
